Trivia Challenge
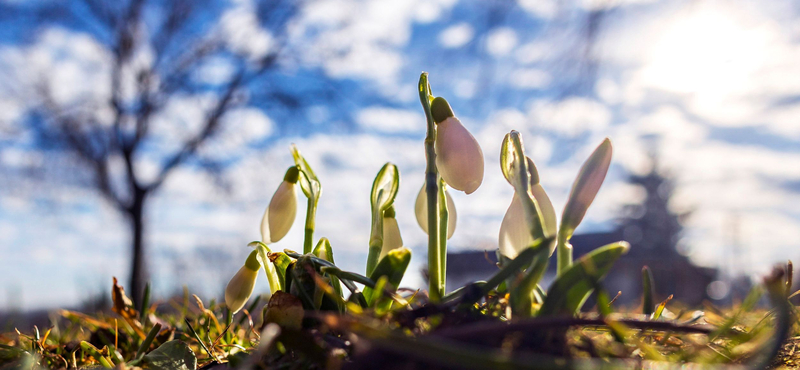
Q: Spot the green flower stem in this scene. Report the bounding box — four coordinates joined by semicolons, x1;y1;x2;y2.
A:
303;197;316;254
556;235;572;277
438;178;449;290
419;72;444;301
509;132;545;242
365;211;382;276
250;241;282;292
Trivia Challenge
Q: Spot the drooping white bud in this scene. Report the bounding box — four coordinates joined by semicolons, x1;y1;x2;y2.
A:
414;184;456;239
260;167;299;244
432;97;484;194
380;207;404;259
225;250;261;313
498;184;557;259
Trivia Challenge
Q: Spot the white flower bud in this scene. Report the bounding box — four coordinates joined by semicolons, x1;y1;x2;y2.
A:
260;167;299;244
380;208;404;259
560;138;613;241
498;184;557;259
225;250;261;313
432;98;484;194
414;184;456;239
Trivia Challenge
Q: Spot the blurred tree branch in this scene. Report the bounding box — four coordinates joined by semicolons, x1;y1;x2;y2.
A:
16;0;303;302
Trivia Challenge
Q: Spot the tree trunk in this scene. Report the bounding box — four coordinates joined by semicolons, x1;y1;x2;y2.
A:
128;190;147;305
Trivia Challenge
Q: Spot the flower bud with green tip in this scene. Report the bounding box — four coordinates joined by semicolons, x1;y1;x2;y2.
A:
559;138;613;243
432;97;484;194
380;206;403;260
260;166;299;244
225;250;261;313
556;138;612;275
414;184;456;239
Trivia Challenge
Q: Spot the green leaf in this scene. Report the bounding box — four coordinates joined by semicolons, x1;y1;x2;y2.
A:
291;145;321;200
445;239;550;306
365;247;411;307
509;241;553;317
0;344;25;362
500;135;539;186
367;163;401;276
538;241;629;316
141;340;197;370
502;131;546;241
642;266;655;316
313;238;344;311
652;295;672;320
250;241;285;292
319;266;376;288
370;163;400;214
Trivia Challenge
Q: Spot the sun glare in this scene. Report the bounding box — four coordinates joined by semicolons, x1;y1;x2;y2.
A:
640;6;769;101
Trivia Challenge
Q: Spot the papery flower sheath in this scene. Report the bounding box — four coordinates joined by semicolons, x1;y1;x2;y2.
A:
261;166;299;244
380;207;404;260
414;184;456;239
225;250;261;313
432;97;484;194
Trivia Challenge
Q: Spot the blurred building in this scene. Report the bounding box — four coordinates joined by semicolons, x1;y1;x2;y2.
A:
447;160;718;307
447;228;716;307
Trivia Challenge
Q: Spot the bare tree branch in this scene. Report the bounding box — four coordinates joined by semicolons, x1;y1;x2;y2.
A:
145;69;245;192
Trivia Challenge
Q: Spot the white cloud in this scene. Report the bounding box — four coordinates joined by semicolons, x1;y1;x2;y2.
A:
219;2;274;59
515;41;550;64
527;97;612;137
357;107;425;133
485;27;518;57
517;0;558;19
508;68;551;89
288;0;458;88
438;23;475;49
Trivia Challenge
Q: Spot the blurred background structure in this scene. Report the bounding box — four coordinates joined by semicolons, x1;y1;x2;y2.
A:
1;0;799;315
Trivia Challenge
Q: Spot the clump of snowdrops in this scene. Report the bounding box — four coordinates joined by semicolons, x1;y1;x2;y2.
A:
225;72;621;320
2;73;793;370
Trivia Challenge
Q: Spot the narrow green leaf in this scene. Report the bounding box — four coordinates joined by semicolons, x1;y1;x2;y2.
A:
652;295;672;320
367;163;401;276
538;241;629;316
291;145;321;199
509;242;552;317
447;239;550;306
365;247;411;307
319;266;377;288
313;238;344;311
251;241;283;292
503;131;546;242
134;323;162;360
139;282;150;323
370;163;400;214
642;266;655;316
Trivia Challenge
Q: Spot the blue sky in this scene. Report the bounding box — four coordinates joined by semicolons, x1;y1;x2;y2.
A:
2;0;800;310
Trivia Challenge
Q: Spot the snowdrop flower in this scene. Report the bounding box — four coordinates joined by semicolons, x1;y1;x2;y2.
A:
498;184;557;259
380;207;404;260
498;155;557;259
261;166;299;244
414;184;456;239
225;250;261;313
432;97;484;194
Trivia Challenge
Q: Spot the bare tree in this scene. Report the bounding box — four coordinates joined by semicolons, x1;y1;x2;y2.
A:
10;0;305;303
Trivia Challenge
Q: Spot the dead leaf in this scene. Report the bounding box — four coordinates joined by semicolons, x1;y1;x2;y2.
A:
111;277;146;339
